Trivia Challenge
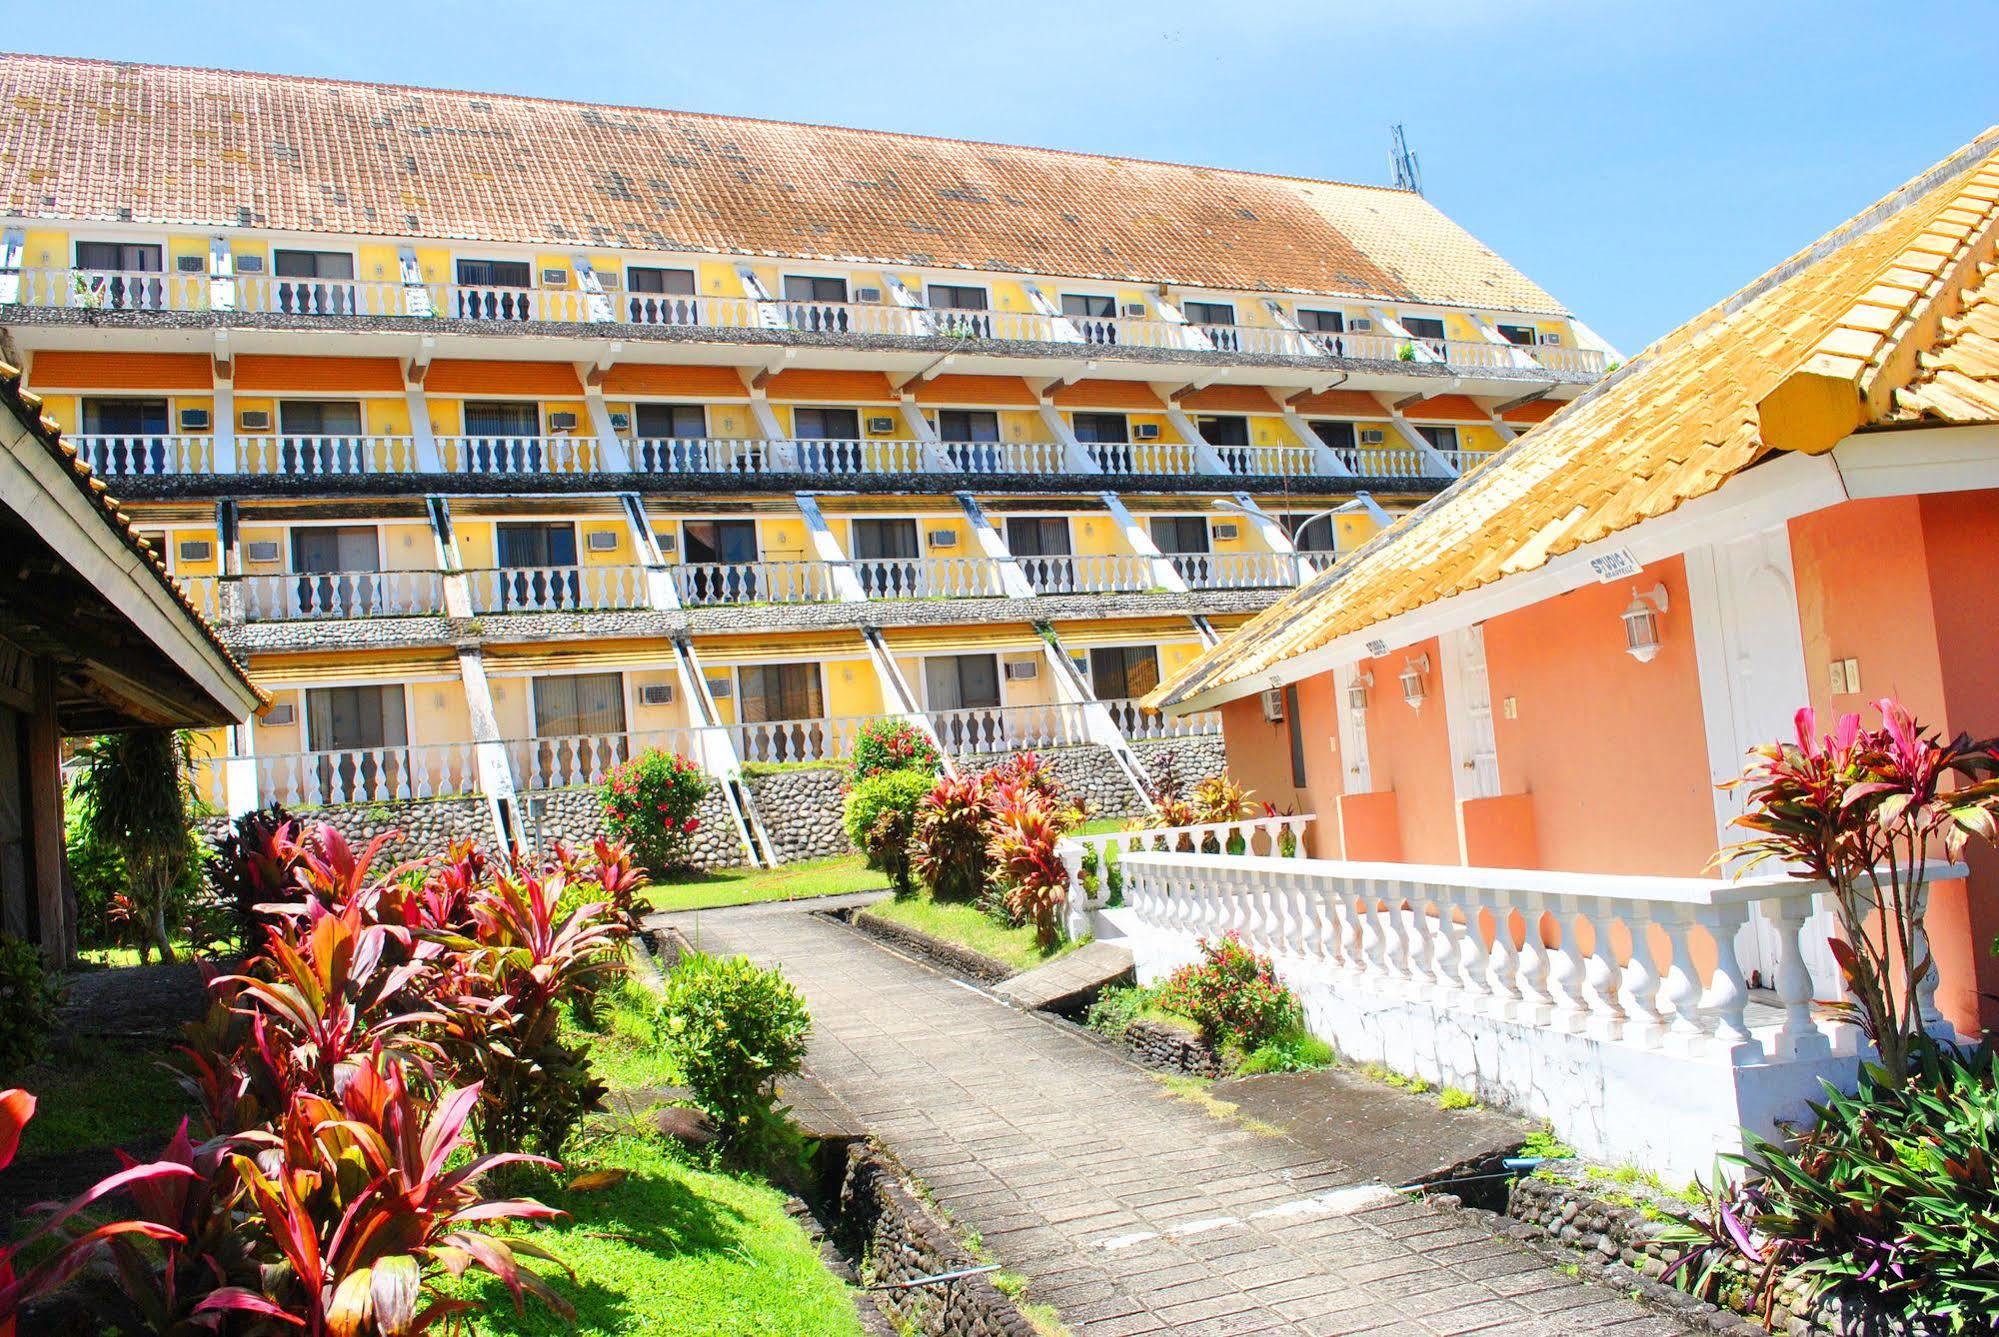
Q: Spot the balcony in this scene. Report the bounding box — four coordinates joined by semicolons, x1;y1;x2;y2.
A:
1215;443;1321;478
9;267;1607;378
185;570;447;622
1086;440;1200;475
1101;698;1222;740
671;560;840;607
851;556;1006;600
464;564;649;614
1163;550;1308;590
1015;553;1159;595
210;742;484;808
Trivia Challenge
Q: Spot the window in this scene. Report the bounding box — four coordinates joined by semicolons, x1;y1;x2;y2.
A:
494;523;580;610
1497;323;1538;346
278;401;364;437
456;259;532;288
1063;293;1119;344
74;242;164;310
783;275;848;304
1285;684;1306;787
850;518;919;597
271;250;357;316
936;409;1000;470
1006;517;1071;591
1296;308;1345;333
1401;316;1447;353
463;402;540;436
305;685;408;801
627;266;696;295
925;654;1000;710
1182;300;1236;326
461;402;544;469
634;403;707;438
1196;415;1249;447
927;283;991;338
291;525;383;617
1415;424;1460;458
496;522;577;569
273;249;354;279
739;662;824;722
1090;646;1160;701
792;406;861;440
454;259;534;321
680;520;759;604
1280;512;1338;554
82;398;169;435
626;267;699;323
1308;420;1359;470
533;672;627;740
1149;517;1210;554
1069;412;1128;443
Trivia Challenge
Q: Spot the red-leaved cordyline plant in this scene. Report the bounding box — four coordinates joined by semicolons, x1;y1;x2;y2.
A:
0;1089;199;1335
198;1052;571;1334
101;1119;261;1334
985;788;1073;949
1726;697;1999;1084
912;774;992;904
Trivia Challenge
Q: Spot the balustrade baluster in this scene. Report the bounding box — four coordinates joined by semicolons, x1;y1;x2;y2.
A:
1515;901;1555;1025
1578;897;1626;1041
1696;905;1761;1061
1431;891;1464;997
1546;896;1590;1033
1405;896;1435;990
1763;893;1830;1060
1457;896;1491;1008
1658;906;1707;1053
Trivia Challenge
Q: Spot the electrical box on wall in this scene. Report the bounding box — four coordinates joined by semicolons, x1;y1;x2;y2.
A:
865;416;896;434
584;530;619;552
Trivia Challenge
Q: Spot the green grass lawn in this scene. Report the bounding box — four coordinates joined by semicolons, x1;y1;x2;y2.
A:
646;853;887;913
863;894;1082;974
11;1038;193;1158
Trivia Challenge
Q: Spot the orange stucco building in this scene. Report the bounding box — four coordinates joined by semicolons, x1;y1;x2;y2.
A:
1153;127;1999;1036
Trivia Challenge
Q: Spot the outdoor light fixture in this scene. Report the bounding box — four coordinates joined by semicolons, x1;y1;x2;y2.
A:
1621;582;1670;663
1347;670;1373;714
1399;654;1430;709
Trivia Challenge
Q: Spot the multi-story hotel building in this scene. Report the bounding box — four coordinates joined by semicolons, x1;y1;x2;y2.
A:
0;53;1611;863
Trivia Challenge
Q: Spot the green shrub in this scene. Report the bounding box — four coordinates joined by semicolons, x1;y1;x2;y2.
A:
1437;1086;1478;1111
1083;984;1154;1041
0;935;60;1080
661;951;812;1162
1157;933;1300;1055
849;718;941;781
1237;1030;1334;1076
1519;1125;1575;1160
600;748;711;874
1662;1037;1999;1328
843;769;932;896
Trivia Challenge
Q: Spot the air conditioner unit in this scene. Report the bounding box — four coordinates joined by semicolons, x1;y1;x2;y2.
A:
1260;687;1286;723
585;530;620;552
639;683;676;706
656;530;677;552
178;408;211;431
235;254;265;273
1538;332;1564;346
178;539;213;563
1121;302;1148;318
1349;317;1375;332
1213;522;1239;541
239;409;272;431
926;530;958;548
176;255;205;274
708;678;734;699
596;271;622;290
548;411;580;431
243;540;280;564
264;702;296;727
1132;422;1161;441
855;286;884;303
1359;428;1387;445
608;412;631;432
865;415;896;434
1004;660;1039;681
541;268;569;287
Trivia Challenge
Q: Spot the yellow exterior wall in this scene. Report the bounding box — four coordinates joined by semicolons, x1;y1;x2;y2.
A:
383;522;435;571
427;399;464;436
254;690;304;756
230;237;270;271
824;658;883;717
1160;640;1205;682
407;678;471;747
1069;513;1128;557
365;400;410;436
920;516;971;555
456;520;495;570
629;671;691;735
999;651;1055;706
697;261;744;298
36;393;76;432
579;520;631;566
23;229;68;271
410;246;453;286
239;524;285;573
486;675;533;740
760;516;811;561
356;243;402;286
167;235;208;271
705;671;738;725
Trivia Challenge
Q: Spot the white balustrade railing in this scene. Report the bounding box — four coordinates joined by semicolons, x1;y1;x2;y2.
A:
728;716;868;766
1300;330;1405;361
1338;444;1440;478
465;564;649;614
671;560;839;606
849;556;1005;599
629;437;769;474
767;299;925;337
233;571;446;621
790;438;929;474
70;434;213;477
1114;851;1892;1065
935;439;1068;474
1436;339;1519;369
256;742;482;807
1168;550;1302;590
13;268;207;311
1441;448;1501;476
1088;440;1201;475
1056;814;1312;940
1215;444;1320;477
442;283;596;323
1101;698;1222;740
1014;552;1158;595
240;435;420;476
439;434;596;474
236;275;408;318
927;702;1090;758
1535;345;1609;376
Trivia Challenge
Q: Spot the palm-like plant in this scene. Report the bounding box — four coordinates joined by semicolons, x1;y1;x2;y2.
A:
70;729;198;962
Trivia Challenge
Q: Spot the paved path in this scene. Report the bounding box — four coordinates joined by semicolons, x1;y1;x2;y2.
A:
665;902;1685;1337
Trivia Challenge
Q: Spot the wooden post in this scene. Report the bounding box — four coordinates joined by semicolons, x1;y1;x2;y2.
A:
26;657;69;963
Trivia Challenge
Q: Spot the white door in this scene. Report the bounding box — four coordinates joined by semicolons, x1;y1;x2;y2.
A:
1441;625;1500;801
1335;663;1372;794
1688;528;1834;991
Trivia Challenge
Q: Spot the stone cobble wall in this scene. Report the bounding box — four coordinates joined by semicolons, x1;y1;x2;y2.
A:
745;767;852;863
198;795;491;864
1506;1165;1912;1336
831;1142;1039;1337
519;786;741;868
1130;736;1227;795
1120;1017;1222;1077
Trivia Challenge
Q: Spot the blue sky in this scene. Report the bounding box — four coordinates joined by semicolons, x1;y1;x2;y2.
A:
11;0;1998;353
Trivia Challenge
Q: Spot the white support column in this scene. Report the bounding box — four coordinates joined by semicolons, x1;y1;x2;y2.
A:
1278;405;1355;476
1474;397;1520;445
858;627;956;776
571;256;616;323
1100;492;1191;594
1259;298;1324;357
1036;400;1101;474
456;647;519;846
396;245;435;317
1149;291;1212;351
426;496;474;618
407;384;443;474
956;493;1037;598
1036;622;1159;815
1161;398;1231;475
1018;281;1085;341
0;227;23;306
584;387;635;472
620;493;682;611
1228;492;1305;583
897;395;951;472
879;272;938;336
1367;307;1446;363
1465;312;1542;370
211;351;240;474
794;494;870;601
207;237;237;313
224;714;260;818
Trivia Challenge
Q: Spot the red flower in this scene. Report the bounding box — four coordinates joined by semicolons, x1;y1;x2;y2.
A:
681;817;700;833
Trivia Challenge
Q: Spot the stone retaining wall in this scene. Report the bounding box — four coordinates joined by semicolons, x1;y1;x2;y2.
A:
518;786;741;867
197;795;490;865
1120;1017;1222;1077
846;908;1015;985
745;767;852;864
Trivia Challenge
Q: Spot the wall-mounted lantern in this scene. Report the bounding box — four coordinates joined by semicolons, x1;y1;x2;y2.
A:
1621;582;1670;663
1347;670;1373;715
1399;653;1430;709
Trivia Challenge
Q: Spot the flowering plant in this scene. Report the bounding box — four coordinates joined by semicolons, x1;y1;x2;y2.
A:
599;748;711;874
1157;934;1300;1054
849;718;941;781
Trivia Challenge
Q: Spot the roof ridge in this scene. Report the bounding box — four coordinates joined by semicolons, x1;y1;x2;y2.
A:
0;49;1420;199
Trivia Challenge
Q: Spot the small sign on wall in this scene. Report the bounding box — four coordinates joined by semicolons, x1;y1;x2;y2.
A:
1588;548;1642;583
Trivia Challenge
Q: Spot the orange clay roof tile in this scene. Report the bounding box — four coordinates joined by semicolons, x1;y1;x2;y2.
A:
0;52;1566;312
1153;128;1999;710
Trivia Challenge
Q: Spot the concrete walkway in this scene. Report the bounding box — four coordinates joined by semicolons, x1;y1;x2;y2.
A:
661;901;1686;1337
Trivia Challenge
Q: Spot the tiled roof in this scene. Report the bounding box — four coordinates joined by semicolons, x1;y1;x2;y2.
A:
0;52;1565;313
0;361;265;705
1153;128;1999;709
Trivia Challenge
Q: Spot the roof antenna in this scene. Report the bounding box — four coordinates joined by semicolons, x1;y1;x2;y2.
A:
1389;124;1423;195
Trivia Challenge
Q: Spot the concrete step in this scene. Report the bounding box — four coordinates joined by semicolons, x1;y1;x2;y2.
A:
992;938;1133;1012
